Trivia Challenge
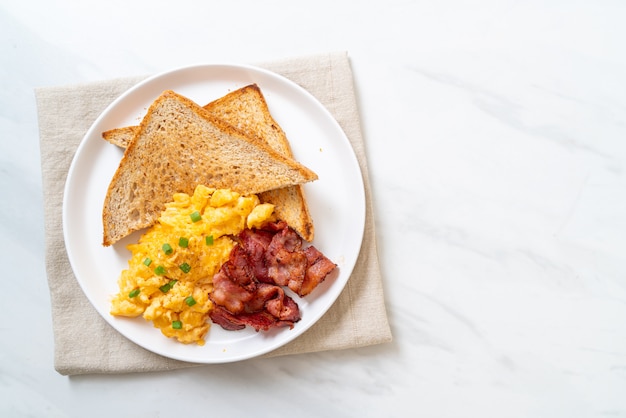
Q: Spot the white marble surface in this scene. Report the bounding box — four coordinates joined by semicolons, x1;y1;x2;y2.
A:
2;0;625;416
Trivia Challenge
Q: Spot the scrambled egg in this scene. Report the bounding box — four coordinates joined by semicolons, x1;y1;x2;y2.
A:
110;185;274;345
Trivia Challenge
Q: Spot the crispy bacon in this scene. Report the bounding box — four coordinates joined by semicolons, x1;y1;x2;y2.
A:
260;223;337;297
266;226;306;290
258;283;301;322
209;222;337;332
210;246;256;314
301;245;338;296
210;306;298;332
209;280;300;331
238;228;273;282
210;244;302;331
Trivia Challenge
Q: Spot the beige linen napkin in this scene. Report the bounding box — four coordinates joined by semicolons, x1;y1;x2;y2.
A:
36;51;391;376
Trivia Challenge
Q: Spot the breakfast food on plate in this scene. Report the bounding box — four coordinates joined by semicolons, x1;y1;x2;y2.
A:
101;125;136;148
207;85;316;242
110;185;276;345
110;185;336;343
209;220;337;331
102;84;315;241
102;89;318;246
104;86;337;344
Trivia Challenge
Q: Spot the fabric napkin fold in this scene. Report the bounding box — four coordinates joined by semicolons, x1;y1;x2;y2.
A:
36;51;392;375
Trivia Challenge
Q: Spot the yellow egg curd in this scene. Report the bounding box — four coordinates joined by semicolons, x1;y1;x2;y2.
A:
110;185;274;345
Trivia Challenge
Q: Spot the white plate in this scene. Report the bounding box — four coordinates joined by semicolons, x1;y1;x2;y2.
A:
63;64;365;363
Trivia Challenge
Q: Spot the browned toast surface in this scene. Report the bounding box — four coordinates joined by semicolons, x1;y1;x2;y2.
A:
102;89;317;246
102;84;315;241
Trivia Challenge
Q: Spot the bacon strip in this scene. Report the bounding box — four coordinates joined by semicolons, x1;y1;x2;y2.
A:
210;306;298;332
209;222;337;332
301;246;338;296
240;221;337;296
209;244;302;331
238;228;273;282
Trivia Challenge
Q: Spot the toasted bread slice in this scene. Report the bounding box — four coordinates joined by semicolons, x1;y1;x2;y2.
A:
102;84;315;241
102;125;138;148
203;85;315;241
102;90;318;246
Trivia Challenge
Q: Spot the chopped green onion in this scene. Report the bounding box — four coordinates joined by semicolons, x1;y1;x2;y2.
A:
205;235;214;246
179;262;191;274
190;211;202;222
162;243;173;255
178;237;189;248
154;265;166;276
172;320;182;329
143;257;152;267
185;296;197;307
129;288;140;298
159;279;177;293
